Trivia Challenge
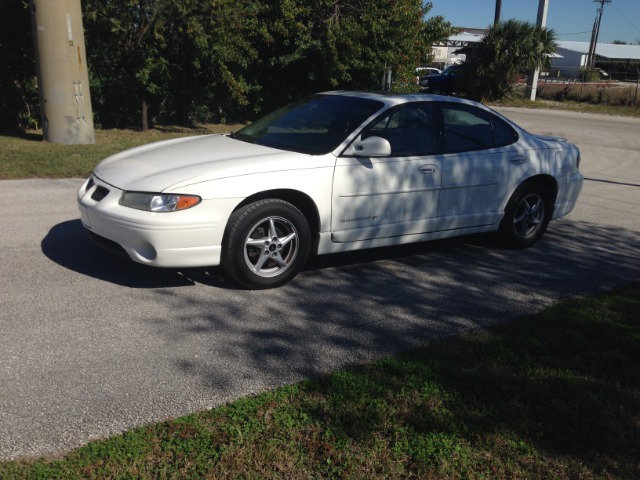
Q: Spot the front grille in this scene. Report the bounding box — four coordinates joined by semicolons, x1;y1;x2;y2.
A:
91;186;110;202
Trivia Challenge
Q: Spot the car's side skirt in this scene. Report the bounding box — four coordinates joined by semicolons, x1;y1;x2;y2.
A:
316;223;499;255
331;218;439;243
436;212;503;231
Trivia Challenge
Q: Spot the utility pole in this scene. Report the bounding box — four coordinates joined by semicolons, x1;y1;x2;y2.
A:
494;0;502;25
587;0;611;68
31;0;95;144
526;0;550;101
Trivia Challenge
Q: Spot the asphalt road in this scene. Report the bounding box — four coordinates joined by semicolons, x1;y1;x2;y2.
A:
1;108;639;461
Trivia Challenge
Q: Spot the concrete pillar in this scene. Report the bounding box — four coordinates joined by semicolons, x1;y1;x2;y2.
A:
526;0;550;101
31;0;95;144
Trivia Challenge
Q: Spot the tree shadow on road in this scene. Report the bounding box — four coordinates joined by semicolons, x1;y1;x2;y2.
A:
135;217;639;389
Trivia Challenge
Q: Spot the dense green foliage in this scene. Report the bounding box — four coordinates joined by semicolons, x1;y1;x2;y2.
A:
1;1;455;131
0;1;39;131
461;19;557;101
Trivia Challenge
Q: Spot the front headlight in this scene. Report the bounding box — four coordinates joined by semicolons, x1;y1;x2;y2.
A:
119;192;201;212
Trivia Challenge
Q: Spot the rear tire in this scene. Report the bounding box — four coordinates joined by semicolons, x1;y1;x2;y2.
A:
221;199;310;289
499;182;552;248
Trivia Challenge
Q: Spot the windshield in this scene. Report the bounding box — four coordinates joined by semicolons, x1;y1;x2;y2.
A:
441;65;458;76
232;94;384;155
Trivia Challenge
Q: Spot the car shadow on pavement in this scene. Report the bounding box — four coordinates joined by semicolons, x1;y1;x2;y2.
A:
40;219;215;289
41;217;640;295
41;219;503;290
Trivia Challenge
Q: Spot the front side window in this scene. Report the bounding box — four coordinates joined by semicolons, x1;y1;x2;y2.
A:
440;104;518;153
361;102;439;156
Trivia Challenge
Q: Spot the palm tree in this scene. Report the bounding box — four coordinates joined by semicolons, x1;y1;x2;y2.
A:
461;19;557;101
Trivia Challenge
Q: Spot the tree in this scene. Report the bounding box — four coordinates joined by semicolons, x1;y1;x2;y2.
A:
0;1;38;131
461;19;557;101
80;0;455;127
159;0;265;124
319;0;437;91
252;0;455;112
1;0;455;130
83;0;170;130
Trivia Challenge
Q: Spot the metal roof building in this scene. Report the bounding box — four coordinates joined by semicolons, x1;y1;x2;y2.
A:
431;33;640;78
553;41;640;79
556;41;640;62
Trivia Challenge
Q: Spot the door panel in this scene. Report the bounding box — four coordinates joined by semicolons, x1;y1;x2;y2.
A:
435;103;527;231
437;149;525;230
331;156;441;242
331;102;442;243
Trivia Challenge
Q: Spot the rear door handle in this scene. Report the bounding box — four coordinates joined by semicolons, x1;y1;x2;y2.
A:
510;155;526;165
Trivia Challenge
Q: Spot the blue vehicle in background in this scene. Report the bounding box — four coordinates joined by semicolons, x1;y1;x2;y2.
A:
420;64;462;95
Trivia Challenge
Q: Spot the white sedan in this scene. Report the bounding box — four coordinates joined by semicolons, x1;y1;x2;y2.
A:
78;92;584;289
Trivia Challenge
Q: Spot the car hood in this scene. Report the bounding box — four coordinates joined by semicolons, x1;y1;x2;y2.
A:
94;134;305;192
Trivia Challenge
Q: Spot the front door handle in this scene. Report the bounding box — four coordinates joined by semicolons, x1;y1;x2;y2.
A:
510;155;526;165
419;164;437;174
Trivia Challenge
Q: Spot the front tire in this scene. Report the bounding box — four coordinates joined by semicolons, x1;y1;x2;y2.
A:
499;183;552;248
221;199;311;289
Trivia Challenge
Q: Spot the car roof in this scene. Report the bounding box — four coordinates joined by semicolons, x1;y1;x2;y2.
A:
320;90;485;109
319;90;528;140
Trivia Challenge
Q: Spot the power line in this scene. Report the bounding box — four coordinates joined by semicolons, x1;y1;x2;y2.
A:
587;0;611;68
610;3;640;35
556;31;593;36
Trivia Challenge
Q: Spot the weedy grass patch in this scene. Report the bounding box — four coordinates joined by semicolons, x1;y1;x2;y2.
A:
1;283;638;479
493;84;640;117
0;125;243;180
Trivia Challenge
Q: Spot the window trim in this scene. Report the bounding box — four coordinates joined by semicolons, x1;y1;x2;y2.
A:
342;100;520;158
437;102;519;154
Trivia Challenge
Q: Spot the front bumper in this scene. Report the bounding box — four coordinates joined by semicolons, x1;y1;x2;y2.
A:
77;176;229;268
552;171;584;219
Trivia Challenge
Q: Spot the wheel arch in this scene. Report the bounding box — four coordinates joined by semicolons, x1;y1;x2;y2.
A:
509;174;558;213
499;174;557;248
231;189;321;248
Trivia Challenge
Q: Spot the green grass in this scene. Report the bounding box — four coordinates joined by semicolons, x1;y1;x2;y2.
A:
2;283;638;479
0;125;243;180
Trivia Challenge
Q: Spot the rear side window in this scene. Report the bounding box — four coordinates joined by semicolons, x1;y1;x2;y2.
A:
493;115;519;147
440;104;518;153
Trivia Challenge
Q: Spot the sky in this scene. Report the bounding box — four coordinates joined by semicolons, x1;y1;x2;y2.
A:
427;0;640;44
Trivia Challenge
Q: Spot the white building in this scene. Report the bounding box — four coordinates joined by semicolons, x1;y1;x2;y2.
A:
431;32;640;81
553;41;640;79
430;30;485;68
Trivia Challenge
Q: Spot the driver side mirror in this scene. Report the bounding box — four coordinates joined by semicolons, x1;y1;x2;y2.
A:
343;135;391;157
